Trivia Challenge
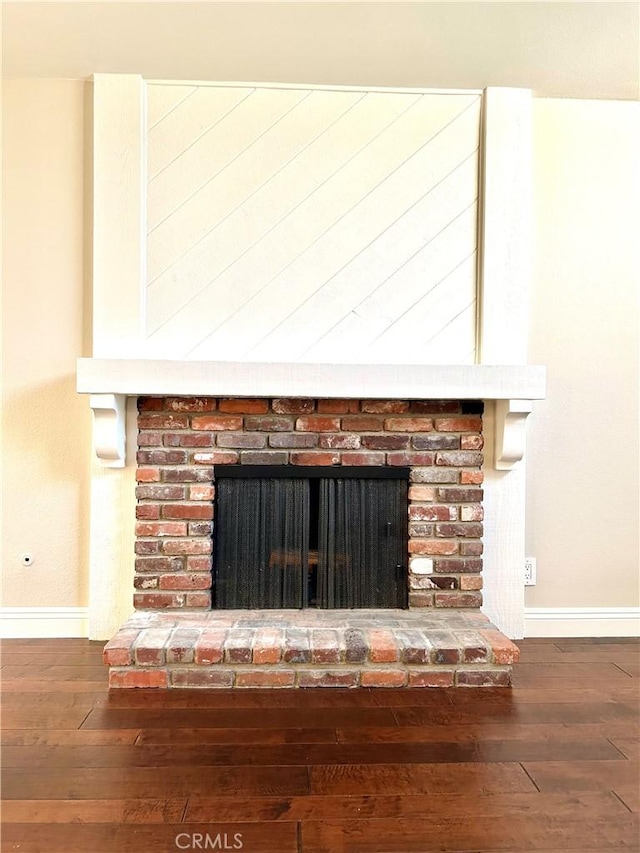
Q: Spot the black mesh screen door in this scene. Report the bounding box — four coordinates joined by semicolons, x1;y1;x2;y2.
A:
214;466;408;609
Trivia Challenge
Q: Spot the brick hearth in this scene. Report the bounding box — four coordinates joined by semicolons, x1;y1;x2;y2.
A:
104;609;519;688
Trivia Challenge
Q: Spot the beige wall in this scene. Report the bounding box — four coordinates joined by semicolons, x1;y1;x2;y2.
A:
2;79;91;607
2;80;638;622
526;98;640;608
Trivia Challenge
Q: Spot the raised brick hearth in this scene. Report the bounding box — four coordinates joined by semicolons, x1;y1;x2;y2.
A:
103;394;521;688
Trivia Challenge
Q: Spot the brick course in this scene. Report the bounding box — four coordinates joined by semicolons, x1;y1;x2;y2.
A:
135;397;484;611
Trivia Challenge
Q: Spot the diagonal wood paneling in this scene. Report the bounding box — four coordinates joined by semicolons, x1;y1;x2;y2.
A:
145;84;481;363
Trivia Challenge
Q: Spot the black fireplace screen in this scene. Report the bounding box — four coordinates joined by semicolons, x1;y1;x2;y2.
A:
214;466;408;609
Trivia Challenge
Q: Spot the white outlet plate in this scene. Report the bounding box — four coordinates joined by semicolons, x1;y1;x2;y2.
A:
524;557;536;586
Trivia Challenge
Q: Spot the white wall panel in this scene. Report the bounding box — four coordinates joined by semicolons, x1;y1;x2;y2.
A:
145;83;481;363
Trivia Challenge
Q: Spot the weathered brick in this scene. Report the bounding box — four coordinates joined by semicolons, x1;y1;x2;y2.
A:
162;539;212;555
361;670;407;687
435;591;483;608
409;505;457;521
166;397;216;413
340;416;383;432
290;451;339;466
388;452;435;466
368;629;399;662
461;470;484;485
456;669;511;687
162;503;213;520
189;521;213;536
137;431;163;447
185;592;211;608
298;670;359;688
225;630;254;663
434;416;483;432
269;433;318;448
408;522;435;537
460;541;484;556
166;627;201;663
164;432;214;448
135;521;187;537
310;630;341;664
109;668;168;688
296;416;341;432
435;522;483;538
103;630;138;666
409;556;434;575
461;434;484;450
137;397;166;412
438;487;484;503
192;416;243;431
396;630;432;664
171;669;233;687
408;591;434;607
318;434;361;449
136;504;160;520
133;634;170;667
410;575;457;590
137;449;189;465
317;399;360;414
385;417;433;432
409;540;458;556
134;540;161;555
218;398;268;413
162;467;213;483
460;504;484;521
194;629;227;665
136;467;161;483
252;629;283;664
410;468;459;484
479;629;520;664
460;575;483;590
463;645;489;663
434;558;482;574
272;398;315;414
187;555;213;571
344;628;368;663
216;433;266;449
413;434;459;450
408;670;455;687
193;451;239;465
244;415;294;432
407;485;436;502
189;484;215;501
283;629;311;663
159;573;212;590
134;575;159;590
138;414;189;430
410;401;461;414
136;484;187;501
340;452;385;466
362;435;409;450
436;451;484;467
235;671;295;688
240;450;289;465
361;400;409;414
134;592;185;609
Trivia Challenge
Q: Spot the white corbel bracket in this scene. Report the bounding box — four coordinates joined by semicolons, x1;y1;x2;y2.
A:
89;394;126;467
494;399;533;470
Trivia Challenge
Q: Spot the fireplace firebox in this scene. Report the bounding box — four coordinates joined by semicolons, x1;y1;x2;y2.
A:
214;466;409;610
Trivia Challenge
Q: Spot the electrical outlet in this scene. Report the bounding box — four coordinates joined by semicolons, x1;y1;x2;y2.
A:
524;557;536;586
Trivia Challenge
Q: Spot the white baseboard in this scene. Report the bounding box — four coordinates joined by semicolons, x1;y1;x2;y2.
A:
524;607;640;638
0;607;89;639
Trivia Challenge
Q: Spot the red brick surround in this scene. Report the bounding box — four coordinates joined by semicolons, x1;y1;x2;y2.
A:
134;397;484;611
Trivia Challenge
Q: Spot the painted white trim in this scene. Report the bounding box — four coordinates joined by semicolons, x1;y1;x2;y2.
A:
148;79;484;96
494;399;534;470
0;608;90;639
93;74;147;357
77;359;545;401
524;607;640;638
90;394;126;467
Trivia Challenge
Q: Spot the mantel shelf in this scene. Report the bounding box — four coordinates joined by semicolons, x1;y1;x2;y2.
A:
77;358;546;401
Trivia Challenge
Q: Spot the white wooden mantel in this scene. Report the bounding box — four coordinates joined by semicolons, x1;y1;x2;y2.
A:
82;75;541;641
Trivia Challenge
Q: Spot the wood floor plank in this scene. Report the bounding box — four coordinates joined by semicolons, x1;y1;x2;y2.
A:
1;765;309;799
1;798;187;824
392;700;637;727
80;705;398;729
1;738;625;769
0;664;108;682
0;822;298;853
523;759;640;792
309;761;537;795
185;790;628;822
1;729;141;746
136;727;337;745
300;814;640;852
613;785;640;813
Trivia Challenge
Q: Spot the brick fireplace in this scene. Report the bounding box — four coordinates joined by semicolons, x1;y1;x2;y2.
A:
102;392;521;688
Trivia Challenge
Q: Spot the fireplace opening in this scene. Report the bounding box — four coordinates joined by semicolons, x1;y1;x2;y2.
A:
213;466;409;610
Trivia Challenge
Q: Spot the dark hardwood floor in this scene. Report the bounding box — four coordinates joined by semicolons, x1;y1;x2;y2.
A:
1;637;639;852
